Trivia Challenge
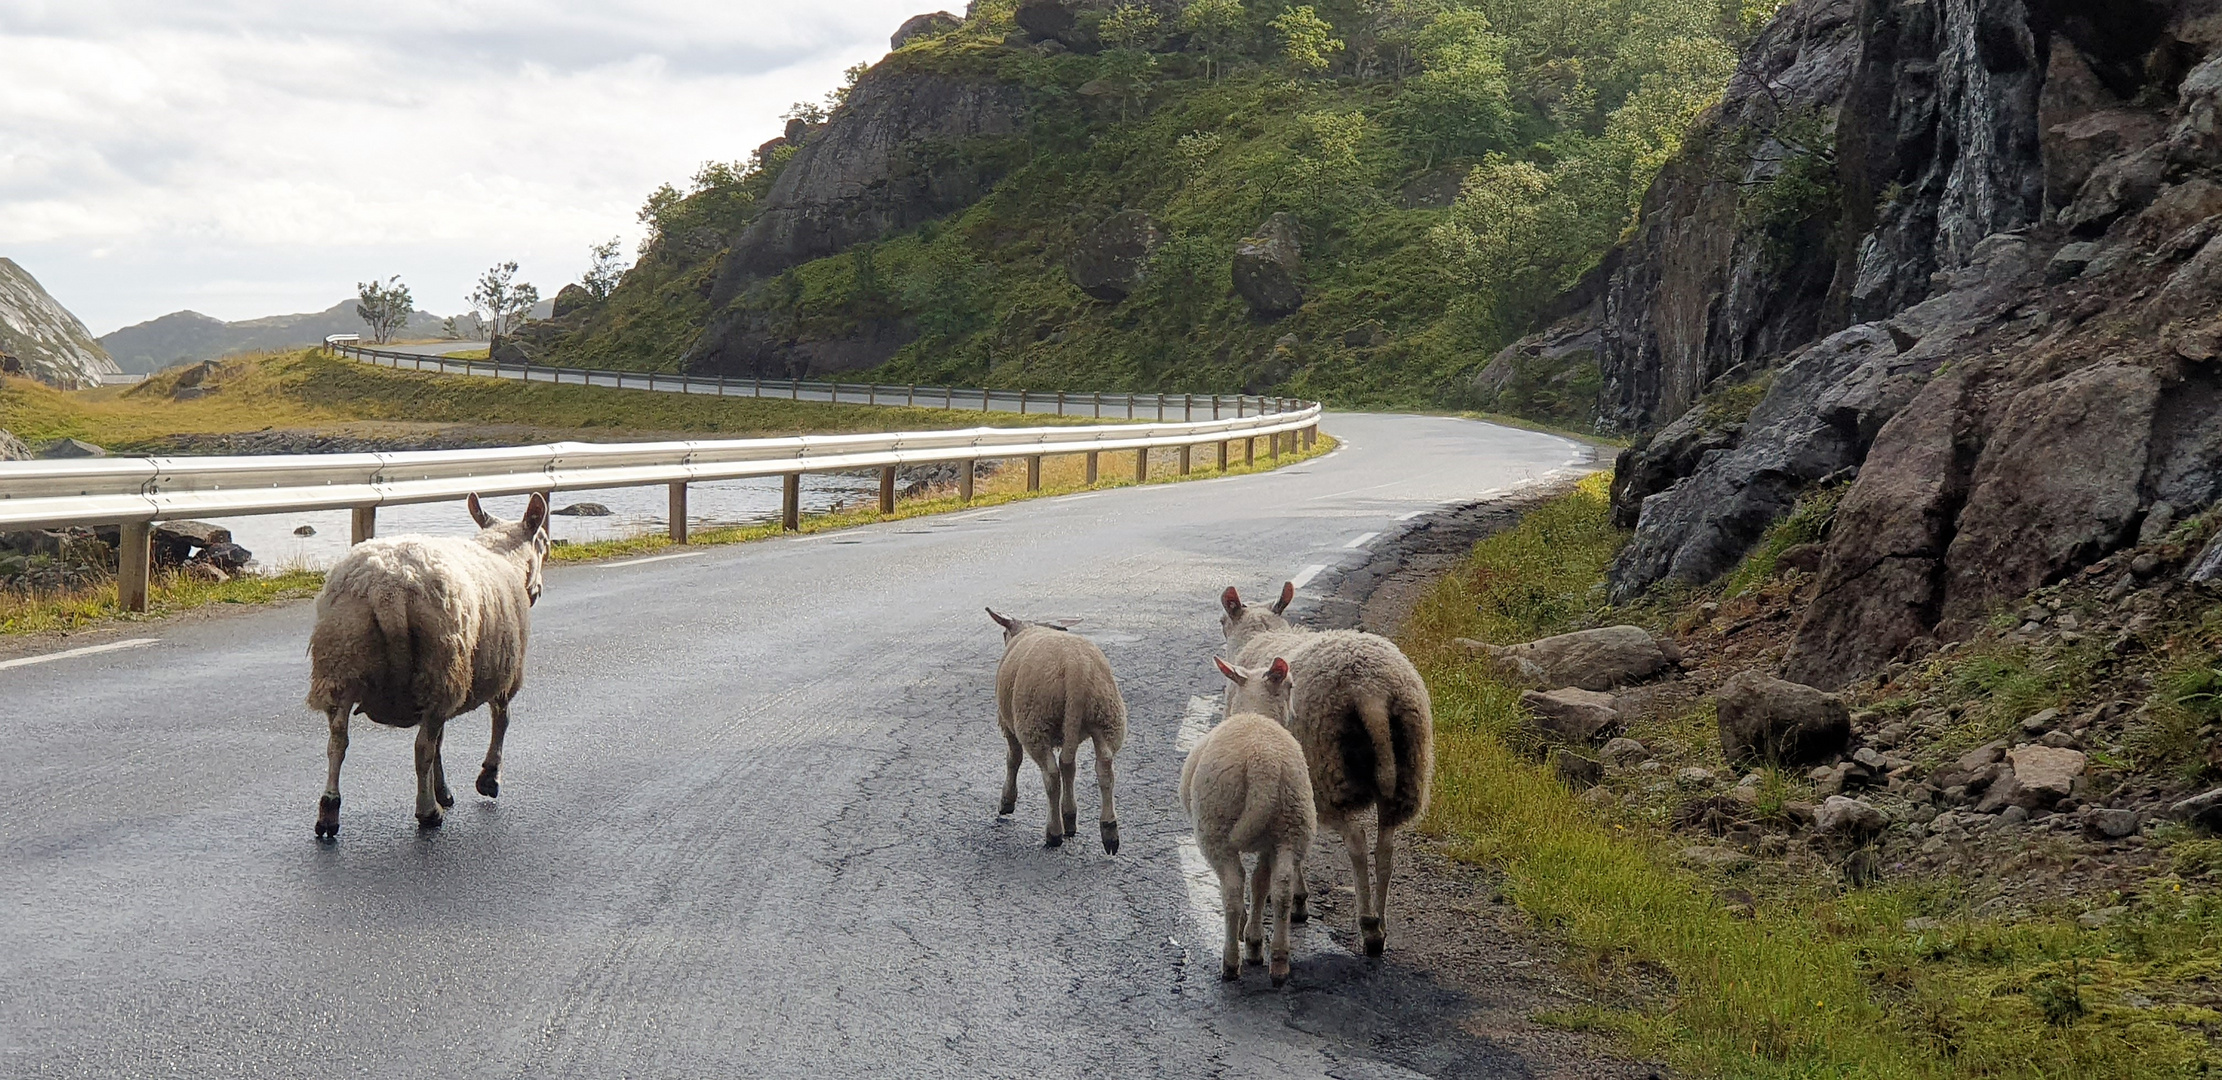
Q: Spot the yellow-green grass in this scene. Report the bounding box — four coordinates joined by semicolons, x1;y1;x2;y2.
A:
0;349;1102;451
1400;473;2222;1079
4;434;1335;631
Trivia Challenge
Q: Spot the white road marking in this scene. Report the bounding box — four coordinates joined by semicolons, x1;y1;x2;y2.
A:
597;551;706;568
0;638;159;672
1343;532;1379;549
1057;491;1109;502
1175;694;1218;753
944;509;1003;522
1395;508;1435;521
1290;564;1328;589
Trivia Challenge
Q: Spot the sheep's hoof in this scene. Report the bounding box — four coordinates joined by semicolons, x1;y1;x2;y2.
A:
1062;811;1077;837
314;796;341;839
1360;916;1384;956
1221;963;1241;982
1291;895;1309;923
476;767;500;799
417;808;445;831
435;785;455;810
1100;821;1120;855
1044;832;1063;849
997;798;1015;816
1270;959;1291;987
1243;939;1263;963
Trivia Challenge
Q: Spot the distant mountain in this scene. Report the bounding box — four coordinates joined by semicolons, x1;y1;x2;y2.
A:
97;301;454;373
0;258;120;389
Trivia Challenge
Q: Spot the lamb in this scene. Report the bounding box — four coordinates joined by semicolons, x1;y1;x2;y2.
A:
988;609;1127;852
1183;656;1316;986
1218;581;1434;956
307;493;551;837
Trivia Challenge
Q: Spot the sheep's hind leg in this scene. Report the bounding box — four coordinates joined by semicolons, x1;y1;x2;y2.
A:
1033;747;1062;848
1244;850;1271;965
997;728;1021;816
413;717;446;829
476;697;511;798
1340;822;1379;956
1094;738;1119;854
1269;845;1298;986
1368;824;1398;956
1214;856;1247;981
315;704;351;839
1058;747;1079;838
431;723;454;809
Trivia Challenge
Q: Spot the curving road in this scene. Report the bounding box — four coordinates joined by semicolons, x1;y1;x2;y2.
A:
0;413;1594;1079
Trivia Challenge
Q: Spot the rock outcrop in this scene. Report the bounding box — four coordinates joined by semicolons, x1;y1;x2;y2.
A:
1458;625;1676;690
1715;670;1850;767
892;11;961;50
1067;211;1161;302
1232;213;1304;317
0;258;120;388
0;429;26;461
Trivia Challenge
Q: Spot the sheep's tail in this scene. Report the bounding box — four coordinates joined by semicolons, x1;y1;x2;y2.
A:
1227;764;1282;851
369;584;413;704
1356;693;1397;800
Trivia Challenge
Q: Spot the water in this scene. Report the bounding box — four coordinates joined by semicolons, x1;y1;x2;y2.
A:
209;474;881;571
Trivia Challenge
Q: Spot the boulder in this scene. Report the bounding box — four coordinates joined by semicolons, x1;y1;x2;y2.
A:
1550;748;1604;790
195;542;253;572
550;283;593;319
0;529;67;557
1815;795;1886;842
1600;737;1649;767
2004;745;2086;810
551;502;612;517
1013;0;1094;51
1231;213;1303;317
892;10;960;50
1715;670;1850;767
0;429;27;461
1067;210;1160;303
2045;241;2100;283
1520;687;1621;742
2173;787;2222;832
1461;625;1673;691
39;438;107;459
2081;807;2140;840
2045;109;2166;213
2061;144;2167;235
173;360;218;390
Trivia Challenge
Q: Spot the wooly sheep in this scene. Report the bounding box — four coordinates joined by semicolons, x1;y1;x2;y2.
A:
1219;582;1434;956
988;608;1128;852
1183;656;1316;985
307;493;550;837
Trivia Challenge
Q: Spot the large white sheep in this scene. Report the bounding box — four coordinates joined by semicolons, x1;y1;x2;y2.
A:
1219;582;1434;956
988;609;1127;852
1183;656;1316;985
307;493;550;837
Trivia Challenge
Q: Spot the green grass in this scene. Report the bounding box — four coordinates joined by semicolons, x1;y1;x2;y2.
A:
1719;485;1842;598
1399;473;2222;1078
0;568;325;636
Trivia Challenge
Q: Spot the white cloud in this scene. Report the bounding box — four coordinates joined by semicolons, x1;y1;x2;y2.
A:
0;0;931;333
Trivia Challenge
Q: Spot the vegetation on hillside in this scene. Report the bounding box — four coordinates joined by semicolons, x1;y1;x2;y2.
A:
548;0;1783;421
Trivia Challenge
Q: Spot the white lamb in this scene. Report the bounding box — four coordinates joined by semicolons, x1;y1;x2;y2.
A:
307;493;550;837
1183;656;1316;986
1219;582;1434;956
989;608;1128;852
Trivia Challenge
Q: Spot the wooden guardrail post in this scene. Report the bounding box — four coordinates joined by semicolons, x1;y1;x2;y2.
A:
1270;431;1281;462
1177;445;1191;475
781;474;801;531
1244;437;1255;467
668;482;689;543
1019;388;1029;414
1057;391;1066;416
1025;455;1042;492
879;466;896;514
117;521;151;614
959;461;976;503
1085;450;1099;484
1133;448;1149;483
1216;440;1229;471
1305;424;1317;449
351;506;376;545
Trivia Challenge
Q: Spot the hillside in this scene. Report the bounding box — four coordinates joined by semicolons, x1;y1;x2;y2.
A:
521;0;1773;415
98;301;454;373
0;258;119;389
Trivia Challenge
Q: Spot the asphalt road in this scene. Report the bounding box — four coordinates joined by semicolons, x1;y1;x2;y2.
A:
1;412;1592;1079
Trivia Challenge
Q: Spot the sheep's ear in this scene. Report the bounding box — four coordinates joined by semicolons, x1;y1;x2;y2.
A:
522;492;549;535
1271;581;1295;614
1267;657;1291;684
466;493;495;529
1220;586;1243;617
1214;657;1248;686
986;607;1014;630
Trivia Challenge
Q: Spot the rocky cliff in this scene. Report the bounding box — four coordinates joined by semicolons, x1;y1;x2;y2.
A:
1560;0;2222;686
0;259;118;389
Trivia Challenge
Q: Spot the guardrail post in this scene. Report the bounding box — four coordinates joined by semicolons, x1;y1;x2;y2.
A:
1212;394;1221;419
959;461;975;503
668;482;689;543
793;379;800;401
782;474;801;531
909;385;917;407
1133;448;1149;483
1025;455;1042;492
1244;437;1255;467
1019;388;1029;414
1056;391;1066;416
1085;450;1099;485
1236;397;1246;418
982;389;990;412
879;466;897;514
1156;395;1165;421
1184;394;1193;421
1093;393;1102;418
1305;424;1317;449
117;521;152;614
1216;440;1229;471
351;506;376;545
1177;445;1191;475
946;386;954;409
1270;431;1281;462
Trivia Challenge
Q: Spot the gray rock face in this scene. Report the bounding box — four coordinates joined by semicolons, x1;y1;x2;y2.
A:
1715;670;1850;767
1521;688;1622;743
1067;211;1161;303
0;429;26;461
1014;0;1095;51
1607;405;1740;529
892;11;961;50
1462;626;1674;691
1232;214;1304;317
1815;795;1886;842
0;258;120;389
39;438;107;459
550;283;592;319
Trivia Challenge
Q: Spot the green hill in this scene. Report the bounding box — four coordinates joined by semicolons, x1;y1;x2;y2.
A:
528;0;1775;420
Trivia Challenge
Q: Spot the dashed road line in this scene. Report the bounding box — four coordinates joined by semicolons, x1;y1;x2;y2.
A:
0;638;159;672
1290;564;1328;589
1343;532;1379;549
597;551;707;568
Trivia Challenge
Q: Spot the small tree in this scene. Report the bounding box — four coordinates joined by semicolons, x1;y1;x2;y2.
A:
355;276;412;344
1270;5;1342;76
580;237;628;302
1180;0;1247;79
469;261;540;342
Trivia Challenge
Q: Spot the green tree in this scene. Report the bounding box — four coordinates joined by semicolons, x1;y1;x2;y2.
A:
1098;3;1162;48
1180;0;1247;79
353;275;412;345
579;237;629;302
1269;5;1342;75
468;261;539;341
1394;7;1513;166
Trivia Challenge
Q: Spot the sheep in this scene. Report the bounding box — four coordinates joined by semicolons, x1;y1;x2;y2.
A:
307;493;551;837
1218;581;1434;956
1183;656;1316;985
987;608;1127;852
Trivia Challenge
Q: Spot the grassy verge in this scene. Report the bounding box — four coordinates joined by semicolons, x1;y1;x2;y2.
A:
1399;474;2222;1079
0;349;1098;451
4;435;1336;633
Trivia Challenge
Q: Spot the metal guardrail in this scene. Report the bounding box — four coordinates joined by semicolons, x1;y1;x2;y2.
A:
1;402;1323;612
327;342;1305;422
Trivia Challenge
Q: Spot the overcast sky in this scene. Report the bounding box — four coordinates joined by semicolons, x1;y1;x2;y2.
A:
0;1;929;336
